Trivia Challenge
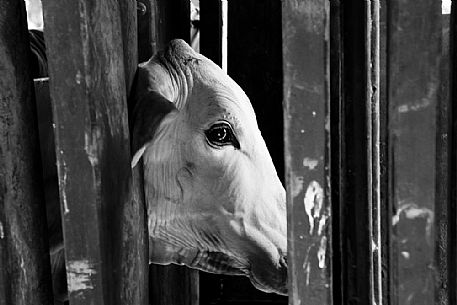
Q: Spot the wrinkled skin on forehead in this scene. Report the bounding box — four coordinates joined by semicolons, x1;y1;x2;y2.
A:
131;39;287;295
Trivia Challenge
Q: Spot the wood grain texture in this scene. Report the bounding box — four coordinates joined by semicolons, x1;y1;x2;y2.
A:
118;1;149;305
386;1;442;304
283;0;332;304
447;4;457;305
0;1;53;304
42;0;146;304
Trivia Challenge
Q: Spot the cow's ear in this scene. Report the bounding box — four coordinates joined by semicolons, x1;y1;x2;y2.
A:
131;91;178;168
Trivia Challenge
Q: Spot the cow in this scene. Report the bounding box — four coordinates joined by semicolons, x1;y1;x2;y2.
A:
130;39;287;295
29;33;287;301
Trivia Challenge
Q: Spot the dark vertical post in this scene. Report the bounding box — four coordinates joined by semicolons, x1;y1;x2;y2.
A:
118;1;149;305
283;0;332;304
42;0;141;303
137;0;160;62
331;1;380;304
0;1;53;304
155;0;191;51
200;0;223;66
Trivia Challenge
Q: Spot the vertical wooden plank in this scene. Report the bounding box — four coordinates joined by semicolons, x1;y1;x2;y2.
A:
200;0;222;66
283;0;331;304
42;0;136;304
119;0;138;91
443;2;457;304
0;1;53;304
386;1;443;304
118;1;149;305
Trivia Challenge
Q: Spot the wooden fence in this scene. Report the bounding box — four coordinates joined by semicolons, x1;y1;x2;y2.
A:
0;0;456;305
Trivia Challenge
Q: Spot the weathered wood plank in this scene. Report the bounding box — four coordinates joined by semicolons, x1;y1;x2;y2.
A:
42;0;141;304
0;1;53;304
200;0;223;66
118;1;149;305
283;0;331;304
437;5;454;305
448;4;457;304
386;1;442;304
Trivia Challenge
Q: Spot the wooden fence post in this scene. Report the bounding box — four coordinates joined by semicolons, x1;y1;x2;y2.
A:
283;0;332;304
0;1;54;304
118;1;149;305
42;0;146;304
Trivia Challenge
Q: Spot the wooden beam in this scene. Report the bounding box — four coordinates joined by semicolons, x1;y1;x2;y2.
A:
448;3;457;304
118;1;149;305
283;0;332;304
0;1;53;304
386;1;443;304
42;0;146;303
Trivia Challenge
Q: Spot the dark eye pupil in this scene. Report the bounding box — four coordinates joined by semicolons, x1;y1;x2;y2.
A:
214;128;227;141
205;123;239;149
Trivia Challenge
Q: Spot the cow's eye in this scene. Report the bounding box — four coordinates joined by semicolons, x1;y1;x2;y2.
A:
205;122;240;149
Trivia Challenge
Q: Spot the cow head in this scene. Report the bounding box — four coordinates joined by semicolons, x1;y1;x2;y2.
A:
131;40;287;295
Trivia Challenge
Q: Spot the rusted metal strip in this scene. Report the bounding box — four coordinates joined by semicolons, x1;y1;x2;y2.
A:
0;1;53;304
